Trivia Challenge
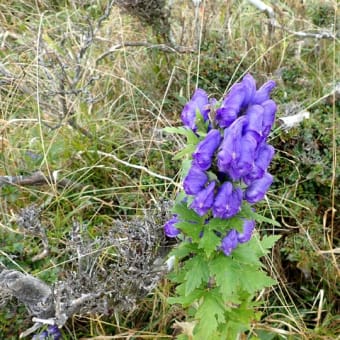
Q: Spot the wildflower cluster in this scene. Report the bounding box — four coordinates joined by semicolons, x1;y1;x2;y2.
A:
164;74;276;256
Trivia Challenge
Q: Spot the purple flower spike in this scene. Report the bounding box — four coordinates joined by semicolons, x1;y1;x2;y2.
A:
212;182;243;219
193;129;222;171
181;89;210;131
238;219;256;243
261;100;277;137
216;83;245;128
164;215;180;238
252;80;276;104
245;105;264;143
221;229;239;256
241;74;256;106
245;172;273;204
183;165;208;195
190;181;216;216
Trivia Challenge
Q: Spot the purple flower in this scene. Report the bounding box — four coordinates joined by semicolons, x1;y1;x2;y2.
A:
217;116;246;173
245;172;273;204
252;80;276;104
181;89;210;130
261;99;277;137
237;219;255;243
193;129;222;171
32;325;61;340
241;74;256;106
216;83;245;128
244;143;275;183
244;104;264;143
221;229;239;256
183;165;208;195
190;181;216;216
164;215;180;237
212;182;242;219
227;133;257;180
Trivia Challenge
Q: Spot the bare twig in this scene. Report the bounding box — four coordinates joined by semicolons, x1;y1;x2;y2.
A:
0;171;83;189
96;41;194;64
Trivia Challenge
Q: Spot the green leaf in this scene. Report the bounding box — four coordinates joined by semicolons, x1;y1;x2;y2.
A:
207;216;244;234
209;255;241;302
173;202;203;224
173;144;196;160
258;234;281;250
184;256;210;295
232;242;262;266
241;204;280;227
239;265;276;294
194;290;226;339
169;284;204;307
163;126;199;145
169;242;197;261
175;221;202;242
198;228;221;257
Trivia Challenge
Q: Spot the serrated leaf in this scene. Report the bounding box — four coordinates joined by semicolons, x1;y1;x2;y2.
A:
194;290;226;339
175;221;202;241
198;228;221;257
209;255;241;302
259;234;281;250
173;202;203;223
241;204;280;227
184;256;209;295
207;216;244;234
169;242;197;261
239;265;276;294
232;242;262;266
168;285;204;307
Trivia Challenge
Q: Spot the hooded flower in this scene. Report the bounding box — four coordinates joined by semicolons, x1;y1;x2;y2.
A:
190;181;216;216
212;182;243;219
252;80;276;104
183;165;208;195
244;104;264;143
164;215;180;238
245;172;273;204
221;229;239;256
181;89;210;131
217;116;246;173
241;74;257;107
215;83;245;128
192;129;222;171
244;143;275;183
261;99;277;138
237;219;256;243
227;133;257;180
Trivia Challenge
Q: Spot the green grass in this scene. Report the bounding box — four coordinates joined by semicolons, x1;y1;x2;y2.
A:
0;0;339;339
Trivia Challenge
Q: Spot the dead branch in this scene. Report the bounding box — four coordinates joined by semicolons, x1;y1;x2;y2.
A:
0;171;83;189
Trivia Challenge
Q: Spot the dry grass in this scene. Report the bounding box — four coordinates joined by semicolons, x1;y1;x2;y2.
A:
0;0;339;339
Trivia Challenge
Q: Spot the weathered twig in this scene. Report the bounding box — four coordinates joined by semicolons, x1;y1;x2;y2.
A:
0;171;84;189
96;41;194;64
